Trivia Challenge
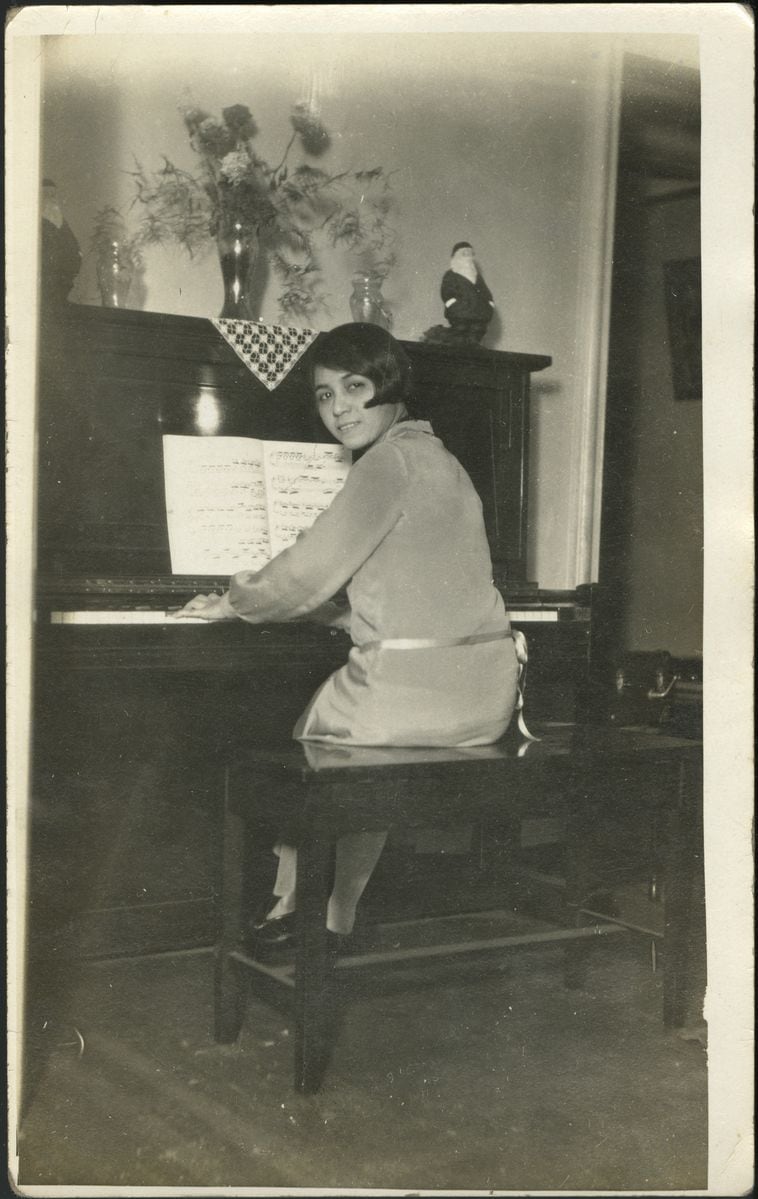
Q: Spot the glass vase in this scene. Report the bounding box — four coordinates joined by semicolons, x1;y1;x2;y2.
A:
217;218;259;320
349;272;392;330
96;240;133;309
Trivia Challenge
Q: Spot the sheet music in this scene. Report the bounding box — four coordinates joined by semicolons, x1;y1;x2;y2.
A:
162;436;350;575
263;442;351;559
163;436;271;575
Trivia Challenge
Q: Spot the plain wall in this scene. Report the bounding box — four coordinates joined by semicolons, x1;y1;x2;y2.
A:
39;32;691;591
622;192;703;656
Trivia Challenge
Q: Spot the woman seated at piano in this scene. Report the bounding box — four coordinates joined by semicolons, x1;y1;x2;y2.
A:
179;322;520;955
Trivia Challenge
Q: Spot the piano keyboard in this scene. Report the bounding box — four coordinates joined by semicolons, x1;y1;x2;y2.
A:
510;610;559;623
49;608;561;626
49;610;207;625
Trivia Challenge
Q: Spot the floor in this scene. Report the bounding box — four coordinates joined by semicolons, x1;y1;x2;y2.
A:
15;928;708;1192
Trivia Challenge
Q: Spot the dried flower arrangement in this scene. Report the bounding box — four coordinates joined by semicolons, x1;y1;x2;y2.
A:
127;101;396;323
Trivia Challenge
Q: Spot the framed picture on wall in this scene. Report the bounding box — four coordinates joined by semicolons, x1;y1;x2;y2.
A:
663;257;702;401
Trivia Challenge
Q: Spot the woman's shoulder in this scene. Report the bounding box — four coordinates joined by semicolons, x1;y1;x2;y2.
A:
384;419;435;443
380;420;440;459
350;421;435;485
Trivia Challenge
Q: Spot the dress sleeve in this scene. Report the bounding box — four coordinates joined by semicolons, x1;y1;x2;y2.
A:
226;440;409;623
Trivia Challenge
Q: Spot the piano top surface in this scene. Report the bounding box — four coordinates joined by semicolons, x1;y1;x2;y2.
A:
51;303;553;375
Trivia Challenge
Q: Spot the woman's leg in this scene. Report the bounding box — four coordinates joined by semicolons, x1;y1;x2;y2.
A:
263;831;388;934
327;830;388;935
266;843;297;919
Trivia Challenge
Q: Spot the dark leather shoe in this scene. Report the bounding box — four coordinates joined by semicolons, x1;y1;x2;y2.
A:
251;911;296;945
325;930;355;963
248;911;359;964
247;911;296;962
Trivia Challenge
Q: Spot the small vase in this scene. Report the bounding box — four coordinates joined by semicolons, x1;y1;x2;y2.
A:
349;271;392;330
217;219;258;320
96;240;133;308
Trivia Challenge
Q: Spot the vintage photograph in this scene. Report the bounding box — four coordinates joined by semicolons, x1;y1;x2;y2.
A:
5;4;753;1195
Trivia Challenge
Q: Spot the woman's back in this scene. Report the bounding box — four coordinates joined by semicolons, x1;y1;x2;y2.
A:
345;420;508;646
294;420;517;747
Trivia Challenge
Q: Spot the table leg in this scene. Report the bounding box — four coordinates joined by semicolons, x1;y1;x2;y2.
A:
562;766;601;990
662;759;701;1028
294;830;335;1094
214;770;248;1043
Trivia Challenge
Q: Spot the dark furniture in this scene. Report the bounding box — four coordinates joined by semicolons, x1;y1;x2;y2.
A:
36;305;549;583
27;304;704;1107
32;303;567;959
218;724;703;1092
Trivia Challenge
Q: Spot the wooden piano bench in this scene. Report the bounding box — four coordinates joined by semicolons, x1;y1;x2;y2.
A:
215;725;702;1093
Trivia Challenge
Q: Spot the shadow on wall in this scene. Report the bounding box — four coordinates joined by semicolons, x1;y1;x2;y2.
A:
42;78;124;308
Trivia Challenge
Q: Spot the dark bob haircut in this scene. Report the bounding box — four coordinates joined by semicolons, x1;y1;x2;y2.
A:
311;322;412;408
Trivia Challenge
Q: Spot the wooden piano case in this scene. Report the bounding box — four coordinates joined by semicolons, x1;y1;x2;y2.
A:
31;303;584;959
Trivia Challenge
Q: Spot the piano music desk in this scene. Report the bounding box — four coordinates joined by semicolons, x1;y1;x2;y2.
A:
217;724;702;1093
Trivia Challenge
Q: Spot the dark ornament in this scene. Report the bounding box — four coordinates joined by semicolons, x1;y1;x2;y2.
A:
423;241;495;345
40;179;82;307
216;216;259;319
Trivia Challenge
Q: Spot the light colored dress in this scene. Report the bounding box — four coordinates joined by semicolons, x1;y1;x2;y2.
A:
225;419;519;747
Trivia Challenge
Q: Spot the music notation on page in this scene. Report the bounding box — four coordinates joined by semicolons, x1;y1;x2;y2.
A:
162;436;351;575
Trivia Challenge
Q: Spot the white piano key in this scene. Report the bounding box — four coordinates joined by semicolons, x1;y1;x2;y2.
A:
508;610;559;622
50;610;208;625
50;607;563;627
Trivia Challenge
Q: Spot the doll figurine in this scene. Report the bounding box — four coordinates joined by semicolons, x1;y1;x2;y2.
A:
424;242;495;345
40;178;82;307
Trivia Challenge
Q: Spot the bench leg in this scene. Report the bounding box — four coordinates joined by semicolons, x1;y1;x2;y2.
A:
214;953;248;1044
294;832;335;1094
214;782;247;1044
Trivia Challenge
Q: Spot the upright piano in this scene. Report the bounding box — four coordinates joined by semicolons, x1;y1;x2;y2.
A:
32;303;595;957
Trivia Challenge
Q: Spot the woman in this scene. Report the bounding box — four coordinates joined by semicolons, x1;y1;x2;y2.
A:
179;323;519;950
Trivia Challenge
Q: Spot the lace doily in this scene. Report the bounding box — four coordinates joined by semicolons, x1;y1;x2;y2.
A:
212;319;318;391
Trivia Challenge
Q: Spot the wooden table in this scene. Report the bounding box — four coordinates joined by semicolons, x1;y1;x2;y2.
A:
215;723;702;1092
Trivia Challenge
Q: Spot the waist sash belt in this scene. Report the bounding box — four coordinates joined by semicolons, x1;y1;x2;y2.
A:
357;627;539;744
359;629;515;652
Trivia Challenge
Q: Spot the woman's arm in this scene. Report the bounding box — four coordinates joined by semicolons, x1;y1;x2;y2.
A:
179;441;407;624
306;597;352;630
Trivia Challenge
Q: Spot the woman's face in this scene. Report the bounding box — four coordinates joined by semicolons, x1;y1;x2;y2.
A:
314;366;404;451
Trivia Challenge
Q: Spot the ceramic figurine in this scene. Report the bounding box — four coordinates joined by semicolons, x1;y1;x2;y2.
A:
40;178;82;306
424;242;495;345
